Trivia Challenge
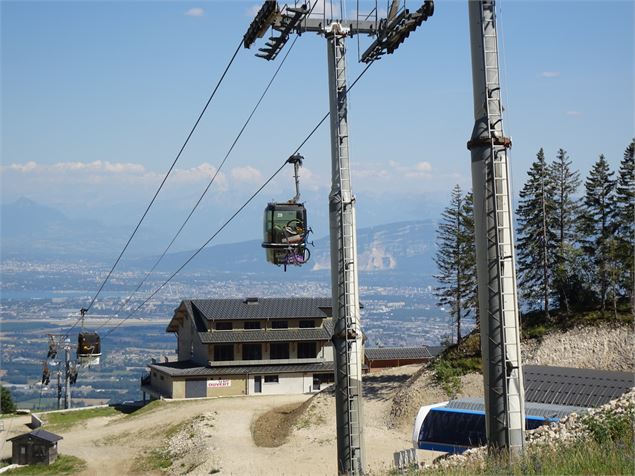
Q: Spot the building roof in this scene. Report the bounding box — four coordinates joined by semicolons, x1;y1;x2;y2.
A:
192;297;332;320
149;360;334;377
198;321;333;344
8;428;63;444
365;346;432;361
445;396;586;419
524;365;634;408
167;297;333;333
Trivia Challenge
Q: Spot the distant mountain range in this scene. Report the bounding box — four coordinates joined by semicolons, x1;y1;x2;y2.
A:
127;220;437;275
1;198;438;275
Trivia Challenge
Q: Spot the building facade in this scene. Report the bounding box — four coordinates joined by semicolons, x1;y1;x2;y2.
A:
142;297;336;399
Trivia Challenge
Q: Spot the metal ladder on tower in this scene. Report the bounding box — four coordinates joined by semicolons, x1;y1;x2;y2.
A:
479;0;524;448
333;32;363;472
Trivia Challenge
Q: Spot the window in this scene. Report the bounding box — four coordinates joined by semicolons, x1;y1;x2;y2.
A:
297;342;317;358
215;322;232;330
299;320;315;328
160;375;164;380
270;342;290;359
244;321;261;330
214;344;234;361
242;343;262;360
264;375;279;383
271;320;288;329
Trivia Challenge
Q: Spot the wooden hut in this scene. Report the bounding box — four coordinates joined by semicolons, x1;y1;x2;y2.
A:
8;429;62;465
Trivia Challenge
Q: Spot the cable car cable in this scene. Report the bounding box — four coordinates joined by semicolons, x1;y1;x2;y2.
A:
96;35;301;331
102;159;289;337
101;58;376;337
75;39;244;325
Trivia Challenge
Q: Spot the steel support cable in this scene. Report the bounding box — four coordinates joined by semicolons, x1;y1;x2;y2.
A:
96;36;300;332
65;40;243;335
102;58;376;337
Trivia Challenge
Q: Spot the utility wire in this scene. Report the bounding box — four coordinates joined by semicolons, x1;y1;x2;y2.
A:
97;36;300;332
67;40;243;334
103;58;376;337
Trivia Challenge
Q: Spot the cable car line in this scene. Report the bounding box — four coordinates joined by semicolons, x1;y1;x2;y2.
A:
100;58;376;337
76;38;244;325
96;34;301;332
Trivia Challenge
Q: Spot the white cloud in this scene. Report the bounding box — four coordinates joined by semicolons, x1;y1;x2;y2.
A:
0;161;38;173
51;160;145;174
230;166;263;184
185;7;204;17
540;71;561;78
566;111;583;117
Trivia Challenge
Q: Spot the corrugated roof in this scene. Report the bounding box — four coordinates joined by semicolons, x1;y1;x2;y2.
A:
199;323;332;344
445;396;586;419
524;365;634;408
365;347;432;361
8;428;63;443
149;360;334;377
189;297;332;320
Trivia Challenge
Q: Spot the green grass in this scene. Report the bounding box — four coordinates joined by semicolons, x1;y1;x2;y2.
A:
43;406;118;431
3;455;87;475
431;332;482;397
131;448;172;472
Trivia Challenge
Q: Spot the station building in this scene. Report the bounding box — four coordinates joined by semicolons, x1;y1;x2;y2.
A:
142;297;337;399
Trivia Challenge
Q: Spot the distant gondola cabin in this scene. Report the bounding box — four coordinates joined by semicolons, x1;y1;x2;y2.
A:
262;202;308;266
77;332;101;365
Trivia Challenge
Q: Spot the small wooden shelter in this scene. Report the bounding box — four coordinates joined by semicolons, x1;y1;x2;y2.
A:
8;428;62;465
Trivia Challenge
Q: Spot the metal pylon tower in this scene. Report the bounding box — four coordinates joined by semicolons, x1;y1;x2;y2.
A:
243;2;434;472
467;0;525;455
326;26;364;474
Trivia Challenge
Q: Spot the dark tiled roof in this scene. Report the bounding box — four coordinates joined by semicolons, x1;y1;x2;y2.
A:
8;428;63;443
446;397;586;419
365;347;432;361
189;297;332;321
524;365;634;408
149;360;334;377
199;322;333;344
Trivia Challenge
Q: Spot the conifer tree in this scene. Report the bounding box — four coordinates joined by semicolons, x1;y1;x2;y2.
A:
516;148;557;317
548;148;581;315
462;192;478;328
434;185;477;343
613;139;634;313
579;154;617;314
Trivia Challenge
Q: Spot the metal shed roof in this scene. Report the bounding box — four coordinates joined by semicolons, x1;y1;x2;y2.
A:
445;396;586;419
8;428;63;444
365;347;432;361
524;365;634;408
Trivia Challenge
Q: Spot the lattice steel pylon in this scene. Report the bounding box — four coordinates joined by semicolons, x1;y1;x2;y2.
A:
467;0;525;456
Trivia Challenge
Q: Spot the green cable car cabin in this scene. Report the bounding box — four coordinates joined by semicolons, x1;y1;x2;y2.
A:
262;202;310;268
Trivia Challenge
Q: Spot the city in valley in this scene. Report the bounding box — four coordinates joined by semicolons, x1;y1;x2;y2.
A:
0;259;467;409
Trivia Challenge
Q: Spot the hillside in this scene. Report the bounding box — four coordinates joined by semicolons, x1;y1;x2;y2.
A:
1;323;632;475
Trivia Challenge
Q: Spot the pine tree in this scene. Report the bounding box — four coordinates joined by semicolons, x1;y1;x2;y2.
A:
1;386;16;414
613;139;634;314
434;185;477;343
548;148;581;315
462;192;479;328
579;154;617;314
516;148;557;317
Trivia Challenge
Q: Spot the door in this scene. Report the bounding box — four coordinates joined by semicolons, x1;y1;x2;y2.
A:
254;376;262;393
185;379;207;398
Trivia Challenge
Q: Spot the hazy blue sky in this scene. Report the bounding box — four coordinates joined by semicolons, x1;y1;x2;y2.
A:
2;0;633;246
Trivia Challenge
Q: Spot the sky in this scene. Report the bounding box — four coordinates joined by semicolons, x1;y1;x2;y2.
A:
1;0;634;249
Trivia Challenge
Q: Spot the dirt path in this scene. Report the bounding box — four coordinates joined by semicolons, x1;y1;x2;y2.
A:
0;366;430;475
